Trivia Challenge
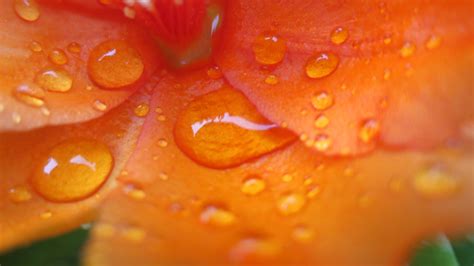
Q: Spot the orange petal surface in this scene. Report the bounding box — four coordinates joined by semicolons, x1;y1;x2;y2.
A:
0;0;162;131
216;0;474;155
0;87;152;251
83;71;474;265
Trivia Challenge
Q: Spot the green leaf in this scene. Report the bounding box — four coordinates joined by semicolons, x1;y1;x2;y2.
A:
410;233;474;266
0;227;90;266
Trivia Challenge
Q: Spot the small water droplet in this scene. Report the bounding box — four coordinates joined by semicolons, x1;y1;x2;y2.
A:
413;165;459;199
311;91;334;110
292;225;314;243
425;35;441;50
281;174;293;183
93;100;108;112
88;40;144;89
159;172;168;180
123;184;146;200
13;83;45;107
200;205;236;227
156;114;166;122
31;139;113;202
207;65;223;79
8;185;32;203
252;33;286;65
358;119;380;143
12;112;22;124
277;193;306;215
122;226;146;242
383;69;391;80
67;42;82;53
383;37;392;45
264;74;279;85
229;237;280;263
330;27;348;45
314;134;332;152
241;176;266;196
49;49;68;65
134;103;149;117
157;138;168;148
399;42;415;58
14;0;40;22
306;185;321;199
305;52;339;79
314;114;329;129
40;210;52;219
35;68;73;92
29;41;42;52
94;223;116;238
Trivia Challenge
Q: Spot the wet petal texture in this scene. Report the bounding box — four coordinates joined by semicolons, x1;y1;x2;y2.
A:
84;72;473;265
0;0;161;131
216;0;474;155
0;89;150;251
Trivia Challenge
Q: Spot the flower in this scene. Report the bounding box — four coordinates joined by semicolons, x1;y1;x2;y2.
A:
0;0;473;265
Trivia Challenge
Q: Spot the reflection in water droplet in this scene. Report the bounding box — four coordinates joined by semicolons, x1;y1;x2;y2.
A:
252;33;286;65
14;0;40;22
277;193;306;215
413;165;459;199
31;139;113;202
241;176;266;195
330;27;348;45
305;52;339;79
13;83;45;107
88;40;144;89
200;205;236;227
35;68;73;92
8;185;32;203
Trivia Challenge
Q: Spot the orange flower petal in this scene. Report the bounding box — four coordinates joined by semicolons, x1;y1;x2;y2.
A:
215;0;474;155
0;89;150;251
83;72;473;265
0;0;161;131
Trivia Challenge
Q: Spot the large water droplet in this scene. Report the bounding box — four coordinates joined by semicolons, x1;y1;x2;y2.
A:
241;176;266;196
174;86;295;169
14;0;40;22
31;139;113;202
13;83;45;107
88;40;144;89
252;33;286;65
49;49;68;65
330;27;348;45
305;52;339;79
311;92;334;111
35;68;73;92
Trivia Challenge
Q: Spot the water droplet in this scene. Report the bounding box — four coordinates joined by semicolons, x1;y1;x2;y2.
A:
383;37;392;45
277;193;306;215
29;41;42;52
12;112;22;124
174;87;295;169
229;237;280;263
88;40;144;89
93;100;108;112
252;33;286;65
264;75;279;85
314;114;329;129
241;176;266;196
31;139;113;202
399;42;415;58
49;49;68;65
156;114;166;122
122;226;146;242
314;134;332;152
413;165;459;199
330;27;348;45
305;52;339;79
67;42;82;53
94;223;116;238
292;225;314;243
14;0;40;22
200;205;236;227
306;185;321;199
281;174;293;183
358;119;380;143
35;68;73;92
157;138;168;148
311;91;334;110
8;185;32;203
123;6;136;19
13;83;45;107
425;35;441;50
134;103;149;117
40;210;52;219
158;172;168;181
207;65;223;79
123;184;146;200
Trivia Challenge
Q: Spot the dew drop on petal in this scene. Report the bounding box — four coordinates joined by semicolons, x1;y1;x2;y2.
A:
425;35;442;50
35;68;73;92
241;176;266;196
49;49;68;65
200;205;236;227
12;112;22;124
311;92;334;111
306;185;321;199
30;139;113;202
134;103;150;117
330;27;348;45
174;87;295;169
67;42;82;53
207;65;223;79
229;237;280;263
358;118;380;143
88;40;144;89
281;174;293;183
8;185;32;203
292;225;314;243
277;193;306;215
122;226;146;242
413;165;459;199
29;41;42;53
123;184;146;200
264;74;279;85
399;42;416;58
157;138;168;148
93;100;108;112
314;134;332;152
252;33;286;65
13;83;45;107
14;0;40;22
40;210;52;219
305;52;339;79
314;114;329;129
94;223;116;238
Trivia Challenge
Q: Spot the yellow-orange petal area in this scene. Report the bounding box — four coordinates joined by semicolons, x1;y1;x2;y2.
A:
0;0;161;131
83;71;473;266
174;86;296;169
